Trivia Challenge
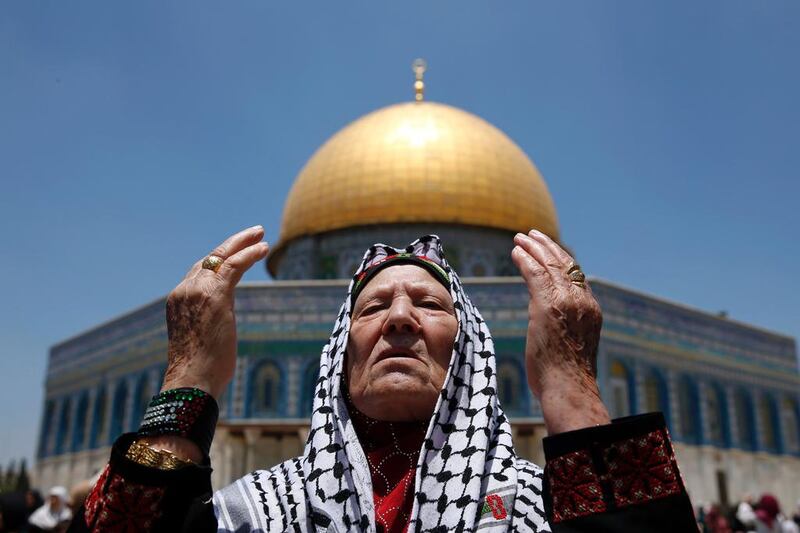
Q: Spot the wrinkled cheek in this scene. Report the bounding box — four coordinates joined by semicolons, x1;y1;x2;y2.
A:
342;350;351;385
439;359;453;390
344;343;371;397
434;329;458;372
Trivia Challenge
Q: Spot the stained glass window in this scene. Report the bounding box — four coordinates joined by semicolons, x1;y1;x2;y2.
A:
609;361;631;418
780;398;799;454
734;389;756;450
54;397;72;456
758;394;778;452
497;360;523;414
678;377;700;443
253;362;281;415
90;387;108;449
71;393;89;452
38;400;55;458
109;381;128;443
705;385;725;445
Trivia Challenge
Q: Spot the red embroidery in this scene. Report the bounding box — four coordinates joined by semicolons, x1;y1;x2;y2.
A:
485;494;508;519
547;449;605;523
85;469;165;532
84;464;111;525
603;429;681;508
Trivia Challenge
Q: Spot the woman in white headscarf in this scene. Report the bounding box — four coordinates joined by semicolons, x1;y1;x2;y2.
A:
29;486;71;532
70;227;696;532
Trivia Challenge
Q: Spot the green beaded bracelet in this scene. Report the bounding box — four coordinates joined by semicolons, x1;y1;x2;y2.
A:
137;387;219;457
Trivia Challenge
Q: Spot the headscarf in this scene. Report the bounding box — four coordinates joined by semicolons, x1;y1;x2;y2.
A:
28;486;72;530
755;494;780;529
703;504;732;533
214;235;549;532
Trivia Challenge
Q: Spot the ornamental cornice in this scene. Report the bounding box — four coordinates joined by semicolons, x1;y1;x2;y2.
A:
602;332;800;392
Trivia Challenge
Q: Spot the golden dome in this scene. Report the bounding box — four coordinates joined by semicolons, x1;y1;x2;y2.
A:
271;101;559;265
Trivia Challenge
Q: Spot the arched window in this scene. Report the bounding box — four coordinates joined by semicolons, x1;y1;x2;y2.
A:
252;362;282;416
109;381;129;443
734;388;756;451
497;360;524;415
758;394;780;453
89;387;108;449
132;374;154;431
303;362;320;416
71;393;90;452
678;377;700;444
54;397;72;456
780;397;800;454
704;383;729;447
609;361;633;418
643;369;669;415
38;400;55;458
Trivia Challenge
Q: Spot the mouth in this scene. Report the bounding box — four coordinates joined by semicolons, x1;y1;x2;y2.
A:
376;347;419;363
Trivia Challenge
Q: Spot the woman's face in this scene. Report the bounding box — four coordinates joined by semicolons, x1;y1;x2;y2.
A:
49;495;62;511
347;264;458;421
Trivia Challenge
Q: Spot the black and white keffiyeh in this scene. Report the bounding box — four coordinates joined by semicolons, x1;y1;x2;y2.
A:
213;235;550;532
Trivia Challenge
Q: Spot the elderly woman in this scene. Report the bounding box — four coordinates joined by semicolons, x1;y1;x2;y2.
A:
69;227;696;532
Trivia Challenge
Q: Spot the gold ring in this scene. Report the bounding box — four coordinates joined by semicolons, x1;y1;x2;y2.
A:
202;255;224;273
566;262;586;285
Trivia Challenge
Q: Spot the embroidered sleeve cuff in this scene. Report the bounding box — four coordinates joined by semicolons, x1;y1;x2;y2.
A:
81;433;212;531
111;432;212;485
542;413;689;525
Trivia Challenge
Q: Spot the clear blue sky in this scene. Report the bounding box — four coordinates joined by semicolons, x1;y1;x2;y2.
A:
1;2;798;465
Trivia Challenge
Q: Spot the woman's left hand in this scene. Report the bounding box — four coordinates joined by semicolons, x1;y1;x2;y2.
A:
511;230;611;434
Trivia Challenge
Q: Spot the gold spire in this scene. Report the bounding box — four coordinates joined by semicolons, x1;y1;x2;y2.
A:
412;58;427;101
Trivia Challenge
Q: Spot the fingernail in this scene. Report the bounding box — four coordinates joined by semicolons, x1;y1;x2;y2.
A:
251;224;263;231
515;232;524;240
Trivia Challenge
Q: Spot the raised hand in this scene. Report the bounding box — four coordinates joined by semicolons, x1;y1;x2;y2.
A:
162;225;269;400
511;230;610;434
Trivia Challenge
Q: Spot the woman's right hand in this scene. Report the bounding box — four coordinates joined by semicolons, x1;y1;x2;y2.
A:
161;225;269;400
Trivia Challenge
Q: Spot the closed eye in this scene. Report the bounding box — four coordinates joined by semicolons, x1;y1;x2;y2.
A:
418;299;447;310
358;302;388;316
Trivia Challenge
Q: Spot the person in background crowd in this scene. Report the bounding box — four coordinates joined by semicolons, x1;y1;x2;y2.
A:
703;503;733;533
28;487;71;533
24;491;44;531
752;494;799;533
0;489;43;533
793;500;800;528
734;494;758;532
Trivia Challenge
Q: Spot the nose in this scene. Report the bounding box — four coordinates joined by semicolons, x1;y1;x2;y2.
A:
381;297;421;335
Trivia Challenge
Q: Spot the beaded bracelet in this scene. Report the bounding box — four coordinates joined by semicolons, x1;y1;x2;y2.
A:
137;388;219;458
